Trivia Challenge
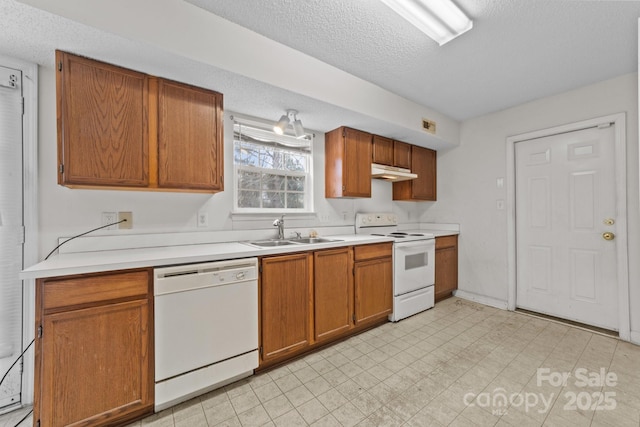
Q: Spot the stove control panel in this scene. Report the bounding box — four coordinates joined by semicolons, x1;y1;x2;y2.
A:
356;212;397;227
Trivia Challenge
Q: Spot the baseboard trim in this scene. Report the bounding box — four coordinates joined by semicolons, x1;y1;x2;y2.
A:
453;290;508;310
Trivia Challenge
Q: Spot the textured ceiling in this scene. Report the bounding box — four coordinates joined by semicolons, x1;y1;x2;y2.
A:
1;0;639;145
186;0;640;121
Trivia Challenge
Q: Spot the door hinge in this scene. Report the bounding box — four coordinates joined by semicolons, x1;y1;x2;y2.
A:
259;346;263;356
57;61;62;72
59;164;64;174
352;314;356;322
37;325;43;339
259;264;262;273
36;420;40;427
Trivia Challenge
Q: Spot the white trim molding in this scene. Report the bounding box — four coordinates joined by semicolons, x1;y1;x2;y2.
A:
506;113;630;342
454;290;509;310
0;54;38;406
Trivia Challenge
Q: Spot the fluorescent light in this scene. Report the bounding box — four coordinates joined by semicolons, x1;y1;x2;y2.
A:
380;0;472;46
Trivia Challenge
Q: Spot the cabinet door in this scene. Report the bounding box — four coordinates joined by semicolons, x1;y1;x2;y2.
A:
157;79;224;191
57;51;149;187
392;145;436;201
354;257;392;324
435;236;458;301
343;128;372;197
39;300;152;427
314;248;353;342
393;141;411;169
372;135;393;166
260;253;312;363
410;146;436;200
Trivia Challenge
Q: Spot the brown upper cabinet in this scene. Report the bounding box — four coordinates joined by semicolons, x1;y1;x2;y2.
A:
56;51;223;193
372;136;411;169
325;127;372;198
393;145;437;201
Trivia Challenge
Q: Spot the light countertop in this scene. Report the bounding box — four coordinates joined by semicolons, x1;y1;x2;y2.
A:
21;234;394;280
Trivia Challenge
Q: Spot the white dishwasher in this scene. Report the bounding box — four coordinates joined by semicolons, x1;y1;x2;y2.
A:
154;258;258;411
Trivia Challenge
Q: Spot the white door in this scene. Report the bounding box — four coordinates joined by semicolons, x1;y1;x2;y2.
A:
515;124;618;330
0;65;24;409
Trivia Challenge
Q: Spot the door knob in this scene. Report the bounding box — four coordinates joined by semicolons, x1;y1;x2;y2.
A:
602;232;615;241
603;218;615;226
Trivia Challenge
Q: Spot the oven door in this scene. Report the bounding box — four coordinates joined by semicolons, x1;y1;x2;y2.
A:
393;239;435;296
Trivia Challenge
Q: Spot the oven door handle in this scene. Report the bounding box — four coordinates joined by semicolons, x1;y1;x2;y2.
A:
394;240;435;251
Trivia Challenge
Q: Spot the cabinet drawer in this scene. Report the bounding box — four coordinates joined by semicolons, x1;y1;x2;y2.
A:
43;269;150;311
354;242;392;261
435;235;458;250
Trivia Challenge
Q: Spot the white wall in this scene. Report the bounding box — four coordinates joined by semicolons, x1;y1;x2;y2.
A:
36;65;421;258
422;73;640;339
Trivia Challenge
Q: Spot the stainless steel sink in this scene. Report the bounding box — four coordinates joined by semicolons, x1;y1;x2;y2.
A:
247;240;302;247
290;237;343;244
245;237;343;248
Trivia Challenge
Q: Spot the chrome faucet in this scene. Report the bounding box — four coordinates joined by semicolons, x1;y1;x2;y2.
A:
273;215;285;240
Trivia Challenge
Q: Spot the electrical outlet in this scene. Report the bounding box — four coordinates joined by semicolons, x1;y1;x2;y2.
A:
101;212;117;230
197;212;209;228
118;211;133;229
318;213;330;223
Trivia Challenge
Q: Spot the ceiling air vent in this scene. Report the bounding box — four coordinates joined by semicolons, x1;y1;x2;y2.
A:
422;118;436;135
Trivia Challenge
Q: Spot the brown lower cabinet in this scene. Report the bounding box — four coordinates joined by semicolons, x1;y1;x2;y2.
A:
314;247;353;342
435;235;459;302
259;243;392;368
35;269;154;427
260;253;313;363
354;244;393;324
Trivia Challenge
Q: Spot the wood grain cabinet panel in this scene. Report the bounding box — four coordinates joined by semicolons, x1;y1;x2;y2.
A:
260;253;312;363
393;145;437;201
325;127;372;198
56;50;149;187
56;51;224;193
157;79;223;191
354;243;393;325
393;141;411;169
372;135;394;166
435;235;458;302
354;257;393;325
35;269;153;427
314;248;353;342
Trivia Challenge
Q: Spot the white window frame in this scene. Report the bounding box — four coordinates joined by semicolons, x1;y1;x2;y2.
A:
232;117;314;214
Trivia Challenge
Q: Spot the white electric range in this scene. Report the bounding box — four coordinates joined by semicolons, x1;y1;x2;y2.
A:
355;213;435;321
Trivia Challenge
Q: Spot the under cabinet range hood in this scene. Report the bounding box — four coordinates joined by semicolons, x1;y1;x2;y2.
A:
371;163;418;182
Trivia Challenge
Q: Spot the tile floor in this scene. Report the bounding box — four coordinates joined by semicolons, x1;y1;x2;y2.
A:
3;297;639;427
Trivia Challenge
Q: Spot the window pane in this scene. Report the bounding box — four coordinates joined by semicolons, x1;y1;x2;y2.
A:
235;145;259;166
262;192;285;209
238;190;261;208
262;174;285;191
286;193;305;209
238;170;261;190
286;153;307;172
286;176;305;192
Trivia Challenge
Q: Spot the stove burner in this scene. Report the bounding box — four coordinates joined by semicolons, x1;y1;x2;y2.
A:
409;233;425;236
371;233;386;236
389;232;408;236
393;235;406;238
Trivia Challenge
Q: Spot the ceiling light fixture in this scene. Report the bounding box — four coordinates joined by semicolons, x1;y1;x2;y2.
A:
379;0;472;46
273;109;306;138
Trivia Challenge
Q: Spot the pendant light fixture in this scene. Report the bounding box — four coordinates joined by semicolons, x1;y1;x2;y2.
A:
379;0;472;46
273;109;306;138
